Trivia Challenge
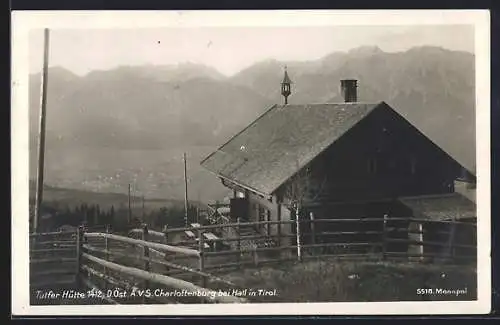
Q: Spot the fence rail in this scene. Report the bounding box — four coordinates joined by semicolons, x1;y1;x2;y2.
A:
29;214;476;304
80;224;249;304
85;232;199;257
81;252;244;303
153;214;476;273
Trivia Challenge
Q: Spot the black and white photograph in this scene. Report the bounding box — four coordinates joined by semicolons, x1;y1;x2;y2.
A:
11;10;491;315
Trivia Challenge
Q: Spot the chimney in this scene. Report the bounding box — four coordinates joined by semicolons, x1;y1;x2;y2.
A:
340;79;358;103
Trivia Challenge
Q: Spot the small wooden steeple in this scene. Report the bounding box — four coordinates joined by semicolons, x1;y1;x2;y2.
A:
281;66;292;105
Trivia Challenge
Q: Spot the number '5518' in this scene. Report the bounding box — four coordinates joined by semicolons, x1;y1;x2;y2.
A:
416;288;433;295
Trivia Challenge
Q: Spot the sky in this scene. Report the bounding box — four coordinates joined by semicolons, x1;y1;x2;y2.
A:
29;25;474;77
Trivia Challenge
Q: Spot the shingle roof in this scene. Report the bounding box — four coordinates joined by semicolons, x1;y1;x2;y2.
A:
200;101;382;195
398;193;476;221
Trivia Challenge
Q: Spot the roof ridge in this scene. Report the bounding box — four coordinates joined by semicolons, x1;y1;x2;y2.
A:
322;101;385;105
279;101;384;106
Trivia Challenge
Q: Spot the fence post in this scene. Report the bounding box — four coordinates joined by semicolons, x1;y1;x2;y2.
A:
104;224;110;291
253;244;258;266
162;224;170;273
236;217;241;268
214;201;219;221
163;224;169;244
310;212;316;245
142;224;150;304
266;210;271;240
418;222;424;262
75;225;84;288
296;205;302;262
382;214;388;261
449;216;457;262
277;203;282;247
30;234;36;252
198;228;206;287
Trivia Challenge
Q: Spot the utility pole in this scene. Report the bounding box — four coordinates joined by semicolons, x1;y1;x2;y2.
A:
33;28;50;234
197;189;201;223
128;184;131;225
183;152;189;227
142;195;145;223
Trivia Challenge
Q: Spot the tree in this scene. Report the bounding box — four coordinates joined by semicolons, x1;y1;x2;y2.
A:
284;161;313;261
96;204;101;225
81;203;89;225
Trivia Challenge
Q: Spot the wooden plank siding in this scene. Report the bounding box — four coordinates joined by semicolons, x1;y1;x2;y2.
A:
212;103;473;259
276;105;463;207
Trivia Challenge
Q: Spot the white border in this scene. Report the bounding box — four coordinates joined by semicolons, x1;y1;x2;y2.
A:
11;10;491;316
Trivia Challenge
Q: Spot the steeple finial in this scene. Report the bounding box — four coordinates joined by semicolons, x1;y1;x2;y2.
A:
281;65;292;105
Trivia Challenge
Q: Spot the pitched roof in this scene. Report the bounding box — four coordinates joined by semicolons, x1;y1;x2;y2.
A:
201;102;382;195
398;193;476;221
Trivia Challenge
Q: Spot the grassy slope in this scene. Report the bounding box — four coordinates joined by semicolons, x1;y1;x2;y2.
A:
221;258;477;302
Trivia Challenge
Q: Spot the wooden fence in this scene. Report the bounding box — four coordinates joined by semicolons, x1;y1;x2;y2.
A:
29;226;247;305
29;216;476;304
30;230;78;289
78;224;247;304
151;216;477;275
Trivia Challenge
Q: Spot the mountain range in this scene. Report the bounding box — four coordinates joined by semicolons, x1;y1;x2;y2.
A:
28;45;476;203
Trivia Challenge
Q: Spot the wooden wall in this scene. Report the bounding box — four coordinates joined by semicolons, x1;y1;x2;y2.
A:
218;105;468;254
277;105;463;206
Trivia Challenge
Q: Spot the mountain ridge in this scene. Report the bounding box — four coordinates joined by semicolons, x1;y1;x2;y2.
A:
28;45;476;202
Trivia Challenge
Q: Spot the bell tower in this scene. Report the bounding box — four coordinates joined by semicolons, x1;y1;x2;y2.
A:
281;66;292;105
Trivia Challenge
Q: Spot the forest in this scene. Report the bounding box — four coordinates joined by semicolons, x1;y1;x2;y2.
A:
30;201;200;233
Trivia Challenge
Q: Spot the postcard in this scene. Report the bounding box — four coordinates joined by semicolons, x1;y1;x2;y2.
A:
11;9;491;316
